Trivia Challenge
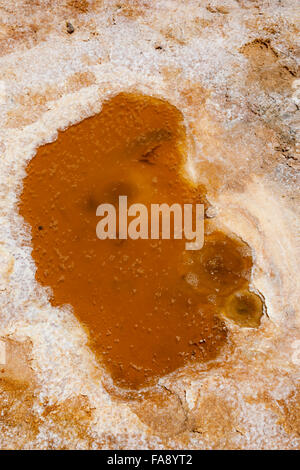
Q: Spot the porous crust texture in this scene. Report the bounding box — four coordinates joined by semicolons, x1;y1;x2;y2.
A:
0;0;299;449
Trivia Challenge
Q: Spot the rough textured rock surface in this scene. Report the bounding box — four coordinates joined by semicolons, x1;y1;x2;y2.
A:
0;0;299;449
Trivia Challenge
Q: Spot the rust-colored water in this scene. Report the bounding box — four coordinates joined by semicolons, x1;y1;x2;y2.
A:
20;93;263;389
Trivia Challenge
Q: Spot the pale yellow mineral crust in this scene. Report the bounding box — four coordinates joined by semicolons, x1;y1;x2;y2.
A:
0;0;299;449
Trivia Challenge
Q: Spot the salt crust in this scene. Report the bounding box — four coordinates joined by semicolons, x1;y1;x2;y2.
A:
0;0;299;449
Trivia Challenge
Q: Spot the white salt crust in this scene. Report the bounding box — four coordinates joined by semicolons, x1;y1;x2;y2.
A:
0;0;299;449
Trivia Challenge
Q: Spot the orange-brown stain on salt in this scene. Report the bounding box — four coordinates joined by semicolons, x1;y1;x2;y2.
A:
19;93;263;390
67;0;90;13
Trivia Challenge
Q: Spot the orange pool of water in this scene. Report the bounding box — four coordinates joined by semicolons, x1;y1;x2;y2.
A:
20;93;263;389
